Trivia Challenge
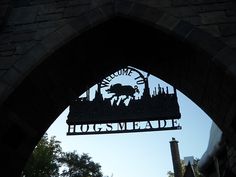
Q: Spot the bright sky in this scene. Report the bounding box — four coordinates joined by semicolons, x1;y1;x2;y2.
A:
46;67;213;177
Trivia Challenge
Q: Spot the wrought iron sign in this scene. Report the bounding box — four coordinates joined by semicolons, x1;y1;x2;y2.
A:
66;66;182;135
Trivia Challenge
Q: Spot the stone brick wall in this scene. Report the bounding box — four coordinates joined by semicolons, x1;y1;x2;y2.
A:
0;0;113;105
0;2;234;75
0;0;11;28
0;0;235;88
227;145;236;174
0;0;235;85
133;0;236;48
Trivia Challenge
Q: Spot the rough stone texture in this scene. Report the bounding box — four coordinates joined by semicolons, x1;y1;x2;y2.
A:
0;0;236;177
0;0;11;28
227;145;236;175
0;0;235;84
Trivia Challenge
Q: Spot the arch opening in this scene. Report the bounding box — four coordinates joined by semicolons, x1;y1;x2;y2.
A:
1;16;234;176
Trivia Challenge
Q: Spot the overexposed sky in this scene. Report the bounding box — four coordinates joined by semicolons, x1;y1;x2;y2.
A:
47;67;212;177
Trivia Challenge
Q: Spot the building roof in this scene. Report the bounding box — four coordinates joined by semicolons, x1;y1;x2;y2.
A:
198;122;223;172
183;162;195;177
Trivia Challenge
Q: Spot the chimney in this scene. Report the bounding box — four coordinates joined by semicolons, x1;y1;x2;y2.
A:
170;137;183;177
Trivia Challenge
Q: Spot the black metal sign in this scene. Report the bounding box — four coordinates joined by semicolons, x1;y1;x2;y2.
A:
67;66;181;135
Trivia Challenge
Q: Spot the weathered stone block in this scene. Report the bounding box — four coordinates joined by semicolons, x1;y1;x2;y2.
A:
186;28;225;56
0;33;11;44
147;0;171;8
100;3;114;17
129;3;156;22
194;2;233;13
30;0;55;5
137;6;164;23
67;0;92;6
63;5;91;18
15;41;35;55
171;0;190;6
0;80;13;105
173;20;194;39
0;56;17;69
14;43;46;73
69;14;91;33
13;23;38;32
200;11;228;24
0;0;11;4
34;27;57;41
86;8;106;26
219;23;236;36
13;0;31;7
7;6;38;25
0;43;15;52
226;9;236;17
167;6;197;17
0;69;6;77
190;0;228;5
199;25;220;37
0;50;14;56
36;13;63;22
38;2;66;15
2;67;22;86
12;31;35;42
156;13;180;31
228;61;236;78
92;0;113;6
41;24;77;54
37;19;66;29
222;35;236;48
114;0;134;16
213;47;236;70
0;4;9;18
183;16;201;25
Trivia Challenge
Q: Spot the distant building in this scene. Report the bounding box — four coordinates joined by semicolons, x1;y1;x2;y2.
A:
199;122;236;176
183;162;196;177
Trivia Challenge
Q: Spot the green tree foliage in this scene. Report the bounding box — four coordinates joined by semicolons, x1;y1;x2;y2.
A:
167;171;174;177
59;151;103;177
21;134;104;177
21;133;62;177
192;159;204;177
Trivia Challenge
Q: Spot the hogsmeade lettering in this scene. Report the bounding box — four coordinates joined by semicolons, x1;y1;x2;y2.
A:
100;68;145;88
69;119;180;134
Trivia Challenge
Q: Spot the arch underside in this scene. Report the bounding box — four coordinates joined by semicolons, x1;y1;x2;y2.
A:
1;2;236;176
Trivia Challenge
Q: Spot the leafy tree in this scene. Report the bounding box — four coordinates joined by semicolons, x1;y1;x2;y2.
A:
167;171;174;177
21;133;62;177
192;158;204;177
21;133;104;177
59;151;103;177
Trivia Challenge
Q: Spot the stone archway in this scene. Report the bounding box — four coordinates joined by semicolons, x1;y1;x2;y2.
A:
1;2;236;177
